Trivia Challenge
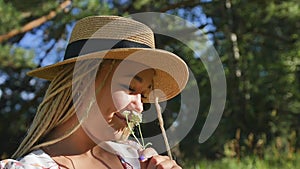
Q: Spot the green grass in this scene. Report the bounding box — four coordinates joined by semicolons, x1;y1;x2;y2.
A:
183;155;300;169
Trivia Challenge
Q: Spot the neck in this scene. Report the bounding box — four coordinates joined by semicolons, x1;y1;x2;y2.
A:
48;144;124;169
42;115;96;156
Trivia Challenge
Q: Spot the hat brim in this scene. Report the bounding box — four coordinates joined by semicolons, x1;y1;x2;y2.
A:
27;48;189;103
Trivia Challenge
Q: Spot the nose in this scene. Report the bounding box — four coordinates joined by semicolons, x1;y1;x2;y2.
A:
130;94;143;113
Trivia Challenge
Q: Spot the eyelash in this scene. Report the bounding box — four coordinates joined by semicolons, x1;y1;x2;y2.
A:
120;84;146;98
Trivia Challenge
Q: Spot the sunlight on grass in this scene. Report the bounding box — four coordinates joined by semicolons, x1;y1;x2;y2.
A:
184;154;300;169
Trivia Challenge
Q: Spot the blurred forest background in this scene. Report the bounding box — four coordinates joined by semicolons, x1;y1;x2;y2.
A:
0;0;299;168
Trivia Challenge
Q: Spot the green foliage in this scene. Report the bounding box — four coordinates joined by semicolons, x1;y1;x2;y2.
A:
72;0;117;16
0;0;22;34
0;45;35;69
184;154;300;169
193;0;300;161
0;0;299;166
133;0;150;10
0;43;38;158
266;1;300;20
5;0;57;13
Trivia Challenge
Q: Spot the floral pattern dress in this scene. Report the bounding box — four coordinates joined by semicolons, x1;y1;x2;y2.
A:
0;150;59;169
0;141;142;169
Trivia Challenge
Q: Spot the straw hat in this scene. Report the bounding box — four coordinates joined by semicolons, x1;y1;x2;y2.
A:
27;15;189;103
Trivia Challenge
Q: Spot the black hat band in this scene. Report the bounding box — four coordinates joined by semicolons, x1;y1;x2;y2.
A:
64;39;151;60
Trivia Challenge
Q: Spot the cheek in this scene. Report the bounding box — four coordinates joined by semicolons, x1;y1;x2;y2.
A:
80;104;116;141
111;91;131;111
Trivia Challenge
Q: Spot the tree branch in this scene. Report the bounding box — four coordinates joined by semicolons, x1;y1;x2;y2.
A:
0;0;71;43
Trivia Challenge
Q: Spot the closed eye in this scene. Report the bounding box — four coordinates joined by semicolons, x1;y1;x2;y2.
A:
120;84;147;98
129;87;147;99
128;86;135;92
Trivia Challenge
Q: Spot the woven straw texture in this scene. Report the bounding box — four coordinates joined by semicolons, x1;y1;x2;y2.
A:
69;16;155;48
27;16;189;103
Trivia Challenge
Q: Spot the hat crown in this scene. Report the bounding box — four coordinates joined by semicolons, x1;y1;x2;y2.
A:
27;15;189;103
69;16;155;48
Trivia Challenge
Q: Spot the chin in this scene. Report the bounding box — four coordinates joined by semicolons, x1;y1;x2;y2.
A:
114;127;131;141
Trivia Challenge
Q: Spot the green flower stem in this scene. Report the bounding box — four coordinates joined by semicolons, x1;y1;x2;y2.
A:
138;123;145;147
125;114;142;146
125;113;152;149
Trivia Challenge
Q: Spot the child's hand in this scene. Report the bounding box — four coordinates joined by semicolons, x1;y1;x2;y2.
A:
139;148;182;169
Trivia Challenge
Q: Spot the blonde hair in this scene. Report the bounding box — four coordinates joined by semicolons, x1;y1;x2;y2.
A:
12;59;116;158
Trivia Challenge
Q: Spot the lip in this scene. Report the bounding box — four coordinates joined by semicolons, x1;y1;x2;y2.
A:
115;113;127;124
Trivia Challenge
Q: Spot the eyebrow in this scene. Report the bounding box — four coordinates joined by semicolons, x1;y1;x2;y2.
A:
134;75;143;83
